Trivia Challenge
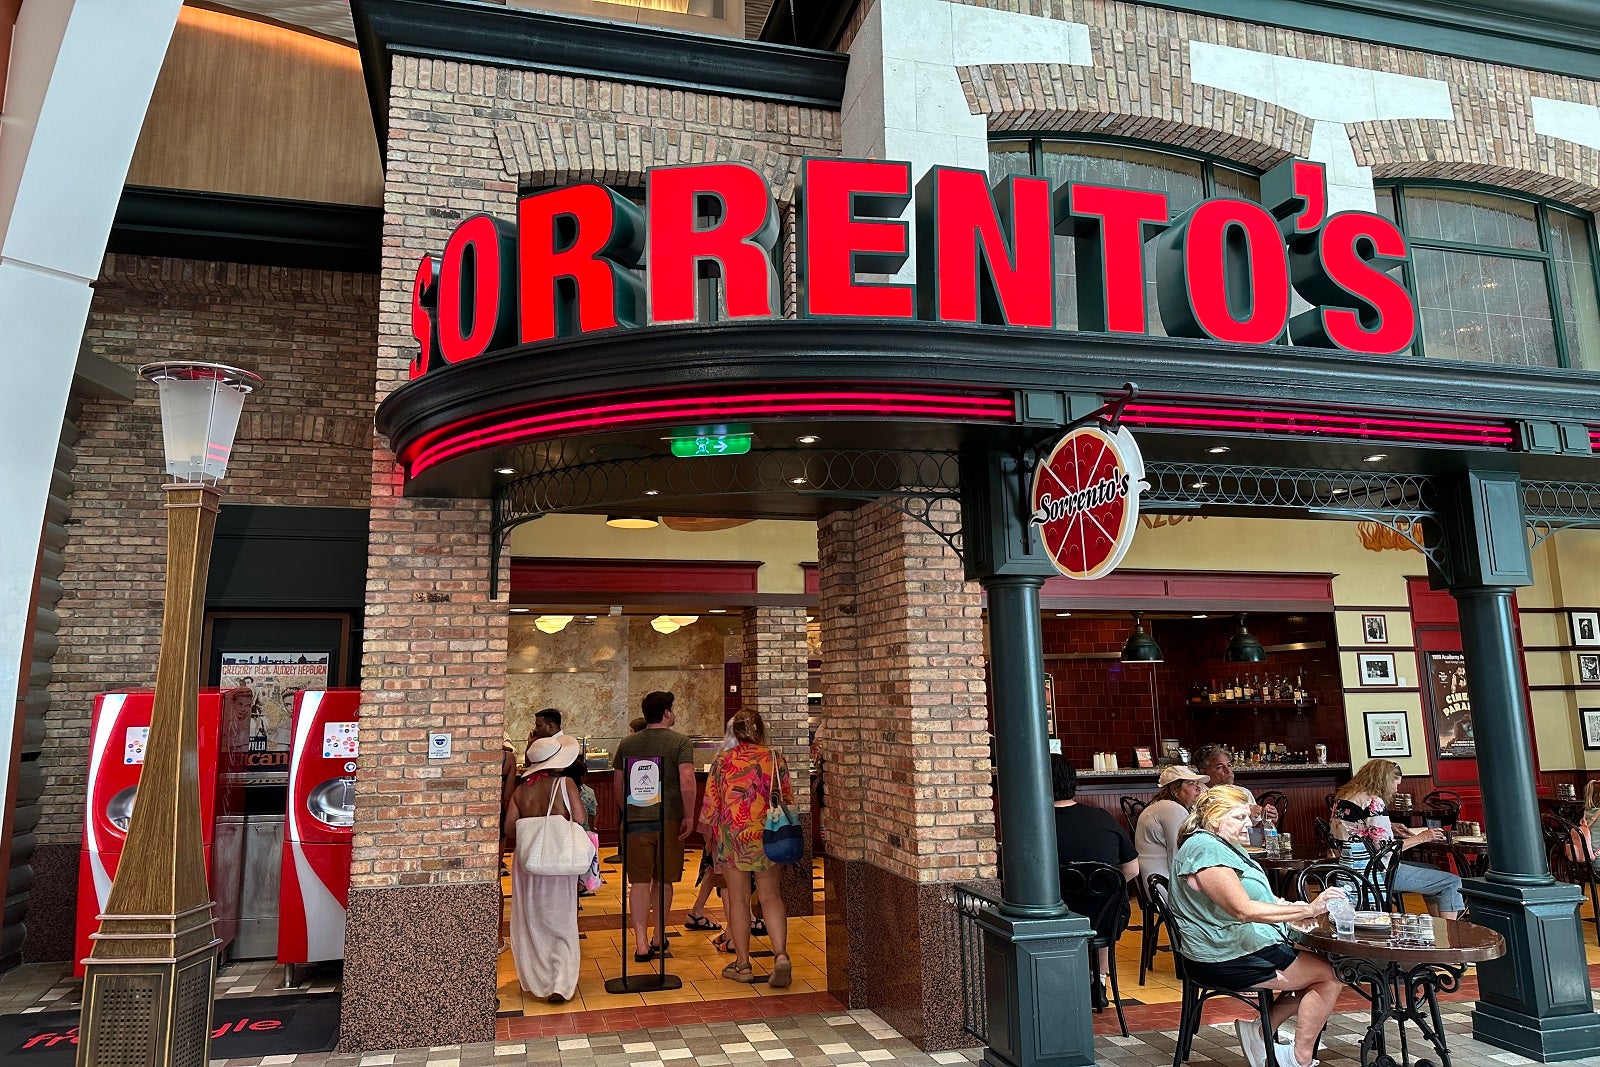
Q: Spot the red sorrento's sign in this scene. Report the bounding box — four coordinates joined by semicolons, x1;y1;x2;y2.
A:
407;157;1417;378
1030;425;1146;580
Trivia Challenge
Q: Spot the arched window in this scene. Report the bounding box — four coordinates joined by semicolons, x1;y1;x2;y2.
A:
989;137;1260;335
1376;185;1600;370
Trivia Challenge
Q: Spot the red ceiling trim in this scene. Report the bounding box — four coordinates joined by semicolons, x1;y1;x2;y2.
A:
1041;569;1336;608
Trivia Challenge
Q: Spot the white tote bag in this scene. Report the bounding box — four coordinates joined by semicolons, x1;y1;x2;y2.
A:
517;781;595;877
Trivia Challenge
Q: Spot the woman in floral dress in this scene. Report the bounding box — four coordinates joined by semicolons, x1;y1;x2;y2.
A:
700;708;794;986
1330;759;1462;917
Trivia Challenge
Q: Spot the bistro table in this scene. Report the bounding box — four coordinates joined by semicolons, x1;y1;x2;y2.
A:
1250;844;1332;898
1298;916;1504;1067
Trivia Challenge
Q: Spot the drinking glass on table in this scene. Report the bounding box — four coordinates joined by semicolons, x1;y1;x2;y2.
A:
1326;892;1356;938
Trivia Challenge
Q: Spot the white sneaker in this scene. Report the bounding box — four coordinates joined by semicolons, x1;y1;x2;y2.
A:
1236;1019;1268;1067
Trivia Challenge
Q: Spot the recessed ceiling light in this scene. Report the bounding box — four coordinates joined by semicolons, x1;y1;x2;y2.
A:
1055;611;1073;617
510;607;530;613
495;467;516;475
1364;454;1388;462
1331;488;1348;495
1190;480;1208;490
709;609;728;614
790;476;808;485
643;489;661;496
1192;614;1208;619
1207;446;1230;455
585;615;597;620
606;515;659;529
797;434;820;445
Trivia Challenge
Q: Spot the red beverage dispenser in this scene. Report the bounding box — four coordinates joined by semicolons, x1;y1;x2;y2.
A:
74;688;249;975
277;688;359;967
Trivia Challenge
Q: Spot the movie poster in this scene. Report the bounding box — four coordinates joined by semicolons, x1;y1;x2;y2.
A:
1425;651;1475;758
219;652;331;756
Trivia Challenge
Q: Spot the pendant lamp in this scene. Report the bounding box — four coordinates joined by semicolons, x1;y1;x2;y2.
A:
1224;613;1267;662
606;515;659;529
1120;612;1163;664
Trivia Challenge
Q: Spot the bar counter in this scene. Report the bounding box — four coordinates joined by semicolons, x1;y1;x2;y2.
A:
1074;763;1351;846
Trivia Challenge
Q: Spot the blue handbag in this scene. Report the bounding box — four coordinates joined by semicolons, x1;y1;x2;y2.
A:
761;759;804;865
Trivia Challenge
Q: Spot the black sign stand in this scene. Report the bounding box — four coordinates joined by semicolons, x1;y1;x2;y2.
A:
606;757;681;993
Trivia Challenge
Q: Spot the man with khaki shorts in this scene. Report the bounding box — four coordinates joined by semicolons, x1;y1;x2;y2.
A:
613;691;697;962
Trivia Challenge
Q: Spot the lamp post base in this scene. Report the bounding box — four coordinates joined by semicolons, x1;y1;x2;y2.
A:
1465;878;1600;1062
78;911;221;1067
977;908;1095;1067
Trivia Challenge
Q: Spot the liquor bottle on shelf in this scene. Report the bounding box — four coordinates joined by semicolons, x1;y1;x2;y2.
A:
1208;679;1220;704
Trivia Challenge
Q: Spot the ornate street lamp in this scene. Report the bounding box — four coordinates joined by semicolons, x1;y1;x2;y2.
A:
77;363;261;1067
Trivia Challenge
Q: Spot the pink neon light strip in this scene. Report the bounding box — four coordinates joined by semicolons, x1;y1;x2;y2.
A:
1125;403;1513;437
407;390;1016;475
1122;403;1514;446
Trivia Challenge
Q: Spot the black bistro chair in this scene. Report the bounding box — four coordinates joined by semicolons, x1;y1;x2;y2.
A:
1134;871;1168;985
1120;795;1148;837
1060;861;1130;1036
1420;790;1462;830
1296;862;1374;910
1313;817;1334;854
1257;790;1290;825
1543;812;1600;945
1146;875;1291;1067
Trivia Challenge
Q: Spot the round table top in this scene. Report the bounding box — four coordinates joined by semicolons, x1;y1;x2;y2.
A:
1298;916;1505;965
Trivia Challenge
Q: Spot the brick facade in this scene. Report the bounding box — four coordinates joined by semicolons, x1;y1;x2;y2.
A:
946;0;1600;210
37;256;376;846
740;606;813;915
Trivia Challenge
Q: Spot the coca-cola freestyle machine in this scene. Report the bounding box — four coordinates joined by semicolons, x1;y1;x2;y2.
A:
74;688;250;975
277;688;359;971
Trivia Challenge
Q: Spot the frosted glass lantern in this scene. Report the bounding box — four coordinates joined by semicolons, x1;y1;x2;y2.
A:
139;363;262;484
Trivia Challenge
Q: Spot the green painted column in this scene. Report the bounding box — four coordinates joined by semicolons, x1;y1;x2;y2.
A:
1435;470;1600;1061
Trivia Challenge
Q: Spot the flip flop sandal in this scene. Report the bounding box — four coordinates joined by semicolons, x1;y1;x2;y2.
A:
722;962;759;983
650;941;673;958
633;948;654;963
769;954;792;988
750;918;769;936
711;932;735;954
684;913;722;931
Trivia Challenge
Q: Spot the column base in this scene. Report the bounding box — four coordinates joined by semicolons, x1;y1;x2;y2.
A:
1463;877;1600;1062
78;943;219;1067
976;908;1095;1067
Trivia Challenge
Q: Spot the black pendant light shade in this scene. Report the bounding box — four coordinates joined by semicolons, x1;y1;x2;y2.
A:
1121;612;1164;664
1225;613;1267;662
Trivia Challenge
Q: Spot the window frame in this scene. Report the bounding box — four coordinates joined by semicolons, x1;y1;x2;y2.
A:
1379;181;1600;371
989;133;1261;202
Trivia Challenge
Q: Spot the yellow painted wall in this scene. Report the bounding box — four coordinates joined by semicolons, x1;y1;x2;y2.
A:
506;514;817;593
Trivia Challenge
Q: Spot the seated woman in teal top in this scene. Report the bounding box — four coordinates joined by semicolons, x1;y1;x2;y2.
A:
1168;786;1346;1067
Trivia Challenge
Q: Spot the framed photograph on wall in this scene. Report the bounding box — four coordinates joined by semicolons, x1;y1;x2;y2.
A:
1357;652;1399;687
1580;654;1600;685
1582;709;1600;751
1573;611;1600;648
1362;614;1388;644
1365;712;1412;759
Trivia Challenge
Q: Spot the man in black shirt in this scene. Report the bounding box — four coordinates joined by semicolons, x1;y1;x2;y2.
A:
1051;755;1138;1008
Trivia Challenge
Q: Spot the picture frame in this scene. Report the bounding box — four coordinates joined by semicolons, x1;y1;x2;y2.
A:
1357;652;1399;687
1582;709;1600;751
1365;711;1412;759
1361;613;1388;644
1580;654;1600;685
1573;611;1600;648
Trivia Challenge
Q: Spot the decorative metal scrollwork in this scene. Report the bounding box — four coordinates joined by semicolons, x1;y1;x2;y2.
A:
1328;953;1465;1067
1523;480;1600;550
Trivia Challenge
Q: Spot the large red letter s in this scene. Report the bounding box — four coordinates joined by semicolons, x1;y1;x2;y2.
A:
648;163;779;323
409;255;438;379
519;184;645;344
436;214;519;365
801;158;914;319
1289;212;1417;356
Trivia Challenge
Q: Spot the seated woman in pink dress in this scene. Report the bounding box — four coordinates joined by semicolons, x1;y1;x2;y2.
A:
699;708;794;987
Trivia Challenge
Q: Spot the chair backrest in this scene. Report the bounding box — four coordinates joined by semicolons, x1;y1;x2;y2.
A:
1421;790;1461;829
1324;792;1336;813
1143;874;1190;979
1314;817;1334;851
1540;811;1589;879
1296;861;1368;904
1120;795;1147;835
1257;790;1289;821
1060;861;1129;943
1368;840;1405;910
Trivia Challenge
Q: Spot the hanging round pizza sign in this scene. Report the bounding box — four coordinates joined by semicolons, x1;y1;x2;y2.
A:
1030;424;1146;580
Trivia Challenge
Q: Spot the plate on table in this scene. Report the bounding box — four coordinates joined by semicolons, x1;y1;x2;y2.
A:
1353;911;1391;930
1243;846;1267;854
1454;835;1487;845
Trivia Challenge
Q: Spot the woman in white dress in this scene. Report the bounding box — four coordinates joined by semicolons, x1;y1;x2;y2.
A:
504;733;586;1003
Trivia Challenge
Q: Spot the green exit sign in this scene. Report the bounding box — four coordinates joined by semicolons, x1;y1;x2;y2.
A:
671;434;752;458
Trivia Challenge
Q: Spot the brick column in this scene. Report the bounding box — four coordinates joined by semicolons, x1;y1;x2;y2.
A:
340;55;513;1053
741;606;812;917
815;500;995;1051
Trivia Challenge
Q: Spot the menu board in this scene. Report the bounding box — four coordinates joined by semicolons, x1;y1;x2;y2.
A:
1426;651;1475;759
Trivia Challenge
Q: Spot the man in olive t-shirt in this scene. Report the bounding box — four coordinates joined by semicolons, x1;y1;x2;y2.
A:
613;691;697;960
